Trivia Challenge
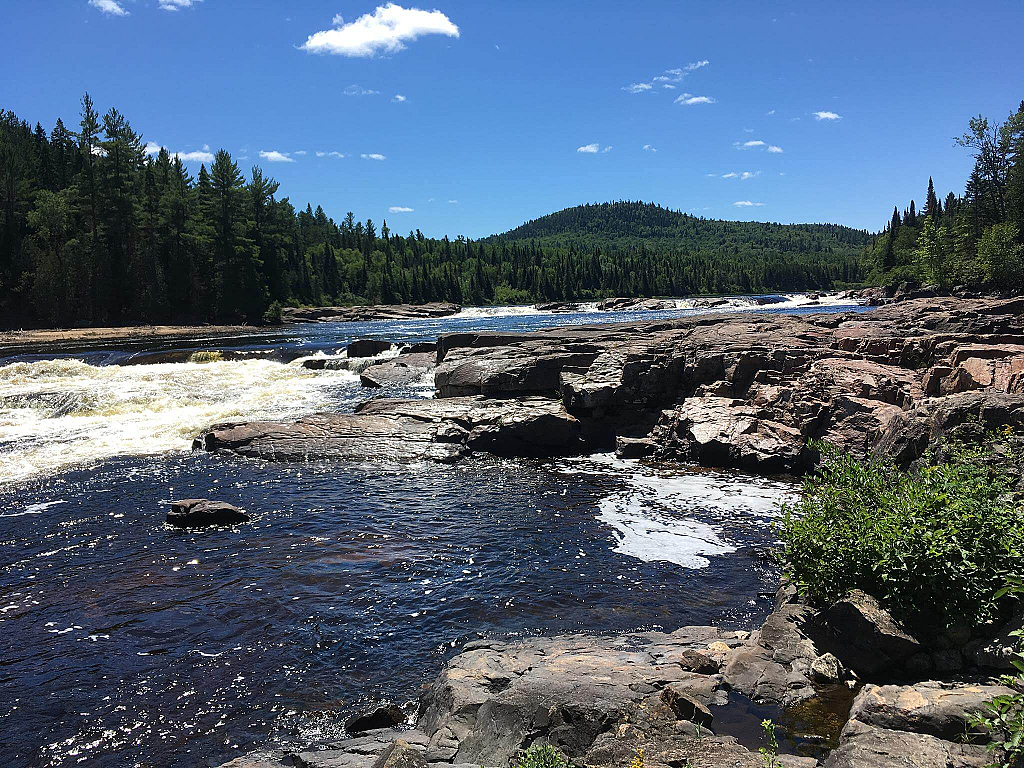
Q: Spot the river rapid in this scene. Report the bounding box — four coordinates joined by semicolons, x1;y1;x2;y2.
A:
0;295;862;768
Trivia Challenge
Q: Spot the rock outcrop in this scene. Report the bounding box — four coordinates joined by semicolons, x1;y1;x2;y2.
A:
282;303;461;323
194;396;587;464
166;499;249;528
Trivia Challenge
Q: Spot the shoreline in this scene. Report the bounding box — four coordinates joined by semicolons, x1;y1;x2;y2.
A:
0;323;266;354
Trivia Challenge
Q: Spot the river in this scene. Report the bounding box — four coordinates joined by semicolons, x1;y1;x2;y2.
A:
0;294;862;768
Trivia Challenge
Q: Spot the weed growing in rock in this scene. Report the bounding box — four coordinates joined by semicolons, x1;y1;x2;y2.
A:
779;440;1024;629
759;718;781;768
968;579;1024;768
629;747;645;768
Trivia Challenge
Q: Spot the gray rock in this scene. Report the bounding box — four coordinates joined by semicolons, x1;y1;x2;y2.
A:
347;705;407;734
360;353;435;388
166;499;249;528
815;590;923;678
810;652;846;683
824;718;990;768
282;303;460;323
371;740;426;768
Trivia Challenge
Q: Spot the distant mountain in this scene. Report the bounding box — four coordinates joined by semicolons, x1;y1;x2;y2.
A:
493;201;872;254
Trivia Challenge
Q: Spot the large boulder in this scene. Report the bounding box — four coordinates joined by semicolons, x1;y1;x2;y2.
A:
166;499;249;528
824;718;990;768
360;353;435;388
814;591;923;678
194;397;588;464
347;339;394;358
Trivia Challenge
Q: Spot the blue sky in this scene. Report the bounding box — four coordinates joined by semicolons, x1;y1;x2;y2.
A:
2;1;1023;238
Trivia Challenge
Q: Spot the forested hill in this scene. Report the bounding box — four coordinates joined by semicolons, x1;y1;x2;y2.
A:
1;96;873;330
495;201;870;253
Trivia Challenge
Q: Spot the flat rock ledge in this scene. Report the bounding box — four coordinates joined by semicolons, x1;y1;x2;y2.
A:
282;303;461;323
194;396;587;464
219;586;1016;767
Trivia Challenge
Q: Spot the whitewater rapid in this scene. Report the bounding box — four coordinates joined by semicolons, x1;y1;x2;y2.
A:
0;357;361;485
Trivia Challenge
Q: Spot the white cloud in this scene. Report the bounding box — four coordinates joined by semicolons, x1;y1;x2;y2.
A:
686;59;710;71
389;206;414;212
722;172;738;178
392;94;407;102
642;144;657;152
301;3;460;58
719;172;761;180
602;145;613;153
344;84;380;96
89;0;129;16
813;110;842;121
653;60;709;83
622;83;653;94
144;141;214;164
577;143;599;153
159;0;202;10
317;151;345;158
361;153;387;160
675;93;716;105
448;199;458;204
733;200;766;207
293;150;308;156
766;109;776;115
259;150;295;163
768;145;784;153
661;84;676;89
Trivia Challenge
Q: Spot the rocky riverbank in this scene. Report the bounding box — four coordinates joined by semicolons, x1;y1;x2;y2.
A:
198;296;1024;473
281;302;462;323
204;295;1024;767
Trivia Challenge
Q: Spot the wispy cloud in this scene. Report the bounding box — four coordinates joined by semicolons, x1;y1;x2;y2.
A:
301;3;460;57
813;110;842;121
89;0;129;16
661;84;676;89
742;140;766;148
293;150;308;156
144;141;214;164
389;206;414;212
577;143;599;153
344;84;380;96
733;200;766;207
675;93;716;105
768;145;784;153
448;199;458;204
642;144;657;152
259;150;295;163
392;94;407;102
766;109;776;116
316;151;345;158
622;83;653;94
158;0;202;10
718;171;761;180
361;153;387;160
654;60;710;83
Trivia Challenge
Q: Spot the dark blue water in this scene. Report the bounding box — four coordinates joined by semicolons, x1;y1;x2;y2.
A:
0;298;867;768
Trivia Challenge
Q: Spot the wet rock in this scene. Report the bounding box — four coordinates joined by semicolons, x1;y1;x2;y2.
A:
534;301;581;312
282;303;460;323
824;718;990;768
401;341;437;355
371;739;426;768
301;356;378;373
815;591;923;678
360;353;435;388
347;705;407;734
166;499;249;528
659;685;713;726
347;339;394;358
846;681;1015;743
195;396;588;464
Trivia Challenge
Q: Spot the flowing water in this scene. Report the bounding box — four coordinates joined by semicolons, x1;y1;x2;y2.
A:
0;295;866;768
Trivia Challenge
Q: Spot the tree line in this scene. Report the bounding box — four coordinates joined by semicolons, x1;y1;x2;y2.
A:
860;101;1024;290
1;95;869;329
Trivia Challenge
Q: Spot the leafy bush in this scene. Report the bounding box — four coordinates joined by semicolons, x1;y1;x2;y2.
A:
262;300;283;325
780;441;1024;629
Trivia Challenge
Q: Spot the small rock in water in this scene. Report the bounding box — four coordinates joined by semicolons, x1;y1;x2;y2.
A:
167;499;249;528
347;339;394;358
346;704;406;733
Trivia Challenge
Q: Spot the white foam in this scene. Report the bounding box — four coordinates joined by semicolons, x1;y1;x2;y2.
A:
0;358;361;484
560;453;797;569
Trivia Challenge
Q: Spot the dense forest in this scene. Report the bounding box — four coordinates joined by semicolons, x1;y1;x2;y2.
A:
0;95;872;329
859;101;1024;290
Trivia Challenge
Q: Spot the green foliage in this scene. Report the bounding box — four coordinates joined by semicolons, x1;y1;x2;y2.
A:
516;743;569;768
262;300;283;325
759;718;781;768
863;99;1024;292
968;579;1024;768
780;442;1024;630
1;98;870;330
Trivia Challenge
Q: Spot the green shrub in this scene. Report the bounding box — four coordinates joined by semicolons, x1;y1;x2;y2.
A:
263;300;283;325
780;441;1024;630
516;744;569;768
